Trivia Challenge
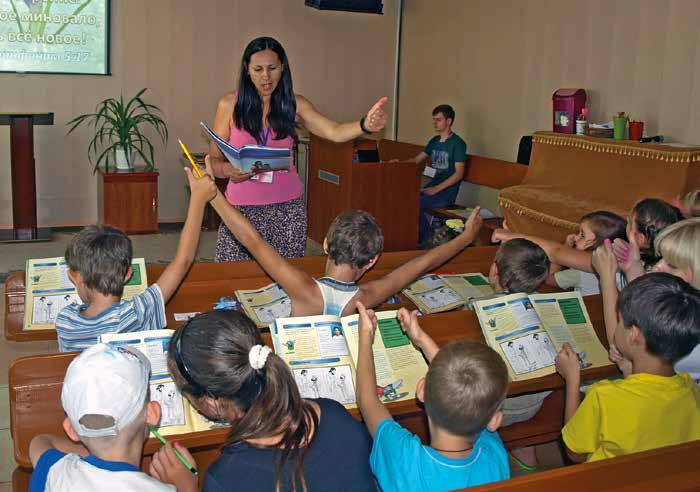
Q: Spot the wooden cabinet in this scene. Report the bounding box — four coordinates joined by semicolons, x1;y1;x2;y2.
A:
97;169;158;234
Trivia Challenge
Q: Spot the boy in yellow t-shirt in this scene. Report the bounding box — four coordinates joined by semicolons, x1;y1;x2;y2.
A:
555;272;700;462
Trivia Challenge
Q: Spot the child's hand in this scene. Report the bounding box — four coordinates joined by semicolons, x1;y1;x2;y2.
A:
462;206;483;238
502;219;510;231
357;301;377;343
185;165;218;203
397;308;424;343
491;228;512;244
555;342;581;383
149;442;198;492
565;233;577;248
608;345;633;377
591;239;618;279
612;238;643;276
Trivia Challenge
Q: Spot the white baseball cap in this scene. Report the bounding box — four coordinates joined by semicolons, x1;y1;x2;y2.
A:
62;343;151;438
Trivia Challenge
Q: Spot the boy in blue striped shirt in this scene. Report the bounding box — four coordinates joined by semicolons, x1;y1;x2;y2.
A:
55;167;217;352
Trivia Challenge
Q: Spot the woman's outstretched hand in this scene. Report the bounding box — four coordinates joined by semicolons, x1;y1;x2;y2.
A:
364;97;389;132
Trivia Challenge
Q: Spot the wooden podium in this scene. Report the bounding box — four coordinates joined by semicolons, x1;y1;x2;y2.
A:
0;113;53;242
307;135;423;251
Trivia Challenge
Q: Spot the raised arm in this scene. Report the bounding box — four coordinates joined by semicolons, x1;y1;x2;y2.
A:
206;159;320;313
397;308;439;363
155;168;218;303
356;302;392;437
492;228;594;272
354;208;483;310
296;94;388;143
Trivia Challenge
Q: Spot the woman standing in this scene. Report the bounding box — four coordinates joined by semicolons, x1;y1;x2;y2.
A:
148;310;377;492
210;37;388;261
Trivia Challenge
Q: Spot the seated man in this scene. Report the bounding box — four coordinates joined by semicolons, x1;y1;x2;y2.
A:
405;104;467;245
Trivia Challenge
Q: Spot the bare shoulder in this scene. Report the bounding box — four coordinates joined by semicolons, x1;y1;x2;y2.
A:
218;92;237;112
295;93;315;114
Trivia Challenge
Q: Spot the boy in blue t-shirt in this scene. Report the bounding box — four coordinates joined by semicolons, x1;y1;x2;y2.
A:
402;104;467;244
356;302;510;492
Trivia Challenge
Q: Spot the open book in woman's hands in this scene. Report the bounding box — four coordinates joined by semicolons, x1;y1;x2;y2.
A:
200;121;291;173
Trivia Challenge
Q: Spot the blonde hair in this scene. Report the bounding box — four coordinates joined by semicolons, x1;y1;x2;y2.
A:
682;190;700;218
654;218;700;288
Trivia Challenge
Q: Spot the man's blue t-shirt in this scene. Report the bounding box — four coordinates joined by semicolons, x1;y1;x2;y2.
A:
424;133;467;204
370;419;509;492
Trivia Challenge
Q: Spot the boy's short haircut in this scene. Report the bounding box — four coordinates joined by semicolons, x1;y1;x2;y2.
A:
326;210;384;270
580;210;627;248
424;340;508;437
617;272;700;363
495;239;550;293
65;225;133;297
432;104;455;123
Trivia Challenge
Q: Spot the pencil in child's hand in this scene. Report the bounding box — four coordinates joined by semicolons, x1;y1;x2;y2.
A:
149;426;198;475
178;139;204;178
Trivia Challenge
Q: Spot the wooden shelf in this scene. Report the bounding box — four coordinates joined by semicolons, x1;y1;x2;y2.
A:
97;168;159;234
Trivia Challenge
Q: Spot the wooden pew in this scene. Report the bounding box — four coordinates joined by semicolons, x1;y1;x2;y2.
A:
4;247;501;342
465;440;700;492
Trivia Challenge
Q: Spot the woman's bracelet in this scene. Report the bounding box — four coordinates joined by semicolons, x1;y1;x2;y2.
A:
359;116;373;135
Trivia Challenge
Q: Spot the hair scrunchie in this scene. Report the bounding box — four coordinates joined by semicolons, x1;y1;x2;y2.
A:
249;345;272;370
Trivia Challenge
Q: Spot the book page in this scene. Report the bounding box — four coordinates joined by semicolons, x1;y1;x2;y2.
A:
23;257;147;331
473;293;556;380
343;311;428;405
530;292;609;370
442;273;495;302
271;315;357;407
402;274;467;314
99;330;223;436
236;283;292;327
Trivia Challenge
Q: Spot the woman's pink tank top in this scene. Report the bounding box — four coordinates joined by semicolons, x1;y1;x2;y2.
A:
224;114;303;206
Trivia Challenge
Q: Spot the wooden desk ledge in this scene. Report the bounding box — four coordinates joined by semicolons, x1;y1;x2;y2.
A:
466;439;700;492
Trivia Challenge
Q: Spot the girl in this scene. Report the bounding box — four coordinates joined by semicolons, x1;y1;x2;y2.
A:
612;198;684;283
149;310;376;492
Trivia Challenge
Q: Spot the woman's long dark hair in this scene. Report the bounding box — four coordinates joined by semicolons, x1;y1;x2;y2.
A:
235;37;297;144
168;310;318;492
633;198;683;267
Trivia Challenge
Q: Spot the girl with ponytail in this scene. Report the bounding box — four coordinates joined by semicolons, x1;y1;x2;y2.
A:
148;310;376;492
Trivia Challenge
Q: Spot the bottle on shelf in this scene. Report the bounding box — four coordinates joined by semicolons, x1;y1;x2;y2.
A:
575;107;589;135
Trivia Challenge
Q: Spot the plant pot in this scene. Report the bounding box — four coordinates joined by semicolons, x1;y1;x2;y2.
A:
115;146;136;171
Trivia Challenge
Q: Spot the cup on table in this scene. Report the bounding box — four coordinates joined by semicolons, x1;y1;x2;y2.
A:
613;115;628;140
628;121;644;141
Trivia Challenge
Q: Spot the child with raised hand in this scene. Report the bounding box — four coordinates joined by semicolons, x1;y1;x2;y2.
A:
491;211;627;296
29;344;173;491
205;155;483;317
55;167;217;352
611;198;683;283
555;273;700;463
356;302;510;492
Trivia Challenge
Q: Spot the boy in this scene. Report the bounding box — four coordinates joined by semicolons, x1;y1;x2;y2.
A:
556;273;700;462
397;104;467;245
355;302;510;491
55;168;217;351
28;343;176;491
207;157;483;317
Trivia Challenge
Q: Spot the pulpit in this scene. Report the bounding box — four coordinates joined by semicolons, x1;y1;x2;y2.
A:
0;113;53;242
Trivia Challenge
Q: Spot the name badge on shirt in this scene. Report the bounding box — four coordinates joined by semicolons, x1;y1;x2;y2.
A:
251;171;274;183
423;166;437;178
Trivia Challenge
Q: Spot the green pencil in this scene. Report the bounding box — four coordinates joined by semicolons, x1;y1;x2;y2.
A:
149;427;198;475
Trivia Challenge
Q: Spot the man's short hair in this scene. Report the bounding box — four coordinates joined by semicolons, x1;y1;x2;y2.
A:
65;225;133;297
495;239;550;293
617;272;700;363
580;210;628;249
326;210;384;269
424;340;508;437
432;104;455;124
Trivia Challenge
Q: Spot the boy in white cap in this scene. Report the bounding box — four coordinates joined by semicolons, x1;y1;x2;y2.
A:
28;343;176;491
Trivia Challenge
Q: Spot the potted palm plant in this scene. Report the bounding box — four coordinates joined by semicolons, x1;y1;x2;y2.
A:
67;88;168;172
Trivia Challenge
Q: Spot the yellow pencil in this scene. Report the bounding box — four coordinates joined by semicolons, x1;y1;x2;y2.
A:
178;138;204;177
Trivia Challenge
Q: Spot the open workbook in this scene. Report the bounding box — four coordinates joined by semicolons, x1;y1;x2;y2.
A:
201;121;291;173
236;282;292;328
271;311;429;409
402;273;494;314
23;257;148;331
473;291;609;381
99;330;227;436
